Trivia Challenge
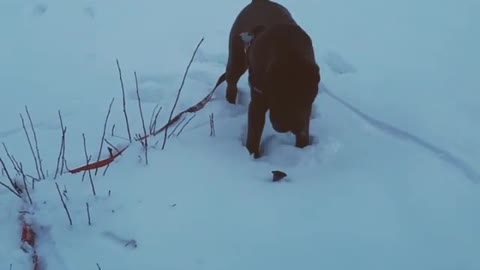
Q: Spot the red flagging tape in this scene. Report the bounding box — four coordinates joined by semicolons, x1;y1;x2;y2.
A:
68;73;226;175
20;214;39;270
68;146;128;174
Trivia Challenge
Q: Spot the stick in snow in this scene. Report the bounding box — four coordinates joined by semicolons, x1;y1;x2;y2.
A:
24;106;45;179
95;98;115;175
209;113;215;137
0;155;21;193
116;59;132;143
86;202;92;226
20;113;42;180
19;163;33;204
54;110;67;179
176;114;196;137
82;133;96;196
135;72;148;165
162;37;204;150
55;182;73;226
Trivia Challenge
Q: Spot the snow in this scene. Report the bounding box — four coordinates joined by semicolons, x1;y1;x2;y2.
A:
1;0;479;269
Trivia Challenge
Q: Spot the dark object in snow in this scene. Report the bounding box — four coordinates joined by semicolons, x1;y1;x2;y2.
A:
213;0;320;158
125;239;138;249
272;170;287;182
102;231;138;249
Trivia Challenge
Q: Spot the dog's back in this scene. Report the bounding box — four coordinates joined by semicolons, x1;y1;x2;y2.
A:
248;23;318;92
225;0;297;104
230;0;296;40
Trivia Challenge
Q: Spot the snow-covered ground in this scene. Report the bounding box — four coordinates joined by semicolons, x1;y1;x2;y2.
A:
1;0;479;269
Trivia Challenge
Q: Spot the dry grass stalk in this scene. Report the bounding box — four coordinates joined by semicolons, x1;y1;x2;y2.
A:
24;106;45;179
20;113;42;180
55;182;73;226
54;110;67;179
19;162;33;204
209;113;215;137
95;98;115;175
134;72;148;165
176;114;197;137
116;59;132;143
162;37;204;150
82;133;96;196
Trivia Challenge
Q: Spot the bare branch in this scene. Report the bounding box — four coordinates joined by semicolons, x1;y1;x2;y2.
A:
95;98;115;175
54;110;67;179
2;143;21;175
20;113;42;180
55;182;72;226
19;163;32;205
168;115;186;139
24;106;45;179
86;202;91;226
116;59;132;143
82;134;96;196
134;72;148;165
0;157;21;195
104;139;120;153
162;37;204;150
176;113;197;137
149;104;162;135
0;180;21;199
209;113;216;137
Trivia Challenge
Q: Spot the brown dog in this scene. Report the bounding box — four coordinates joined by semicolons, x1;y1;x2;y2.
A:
245;23;320;157
215;0;320;158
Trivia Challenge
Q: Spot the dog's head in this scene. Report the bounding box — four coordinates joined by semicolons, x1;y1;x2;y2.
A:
264;56;320;133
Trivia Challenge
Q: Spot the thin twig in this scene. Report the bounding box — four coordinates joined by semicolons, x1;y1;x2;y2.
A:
176;114;197;137
95;98;115;175
0;157;20;194
168;116;186;139
2;143;21;175
55;182;72;226
111;124;116;137
24;106;45;179
86;202;91;226
0;180;21;198
116;59;132;143
62;185;69;201
19;163;32;205
54;110;67;179
104;139;120;153
102;147;115;176
135;72;148;165
61;126;67;175
82;134;96;196
149;105;162;135
97;263;102;270
209;113;216;137
162;37;204;150
20;113;42;180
